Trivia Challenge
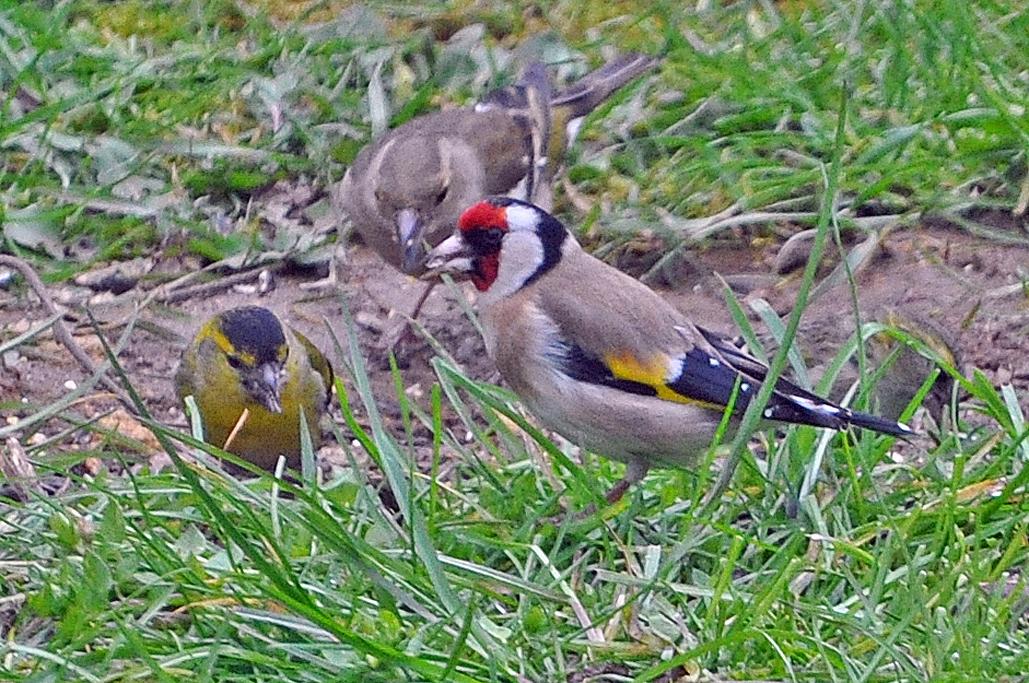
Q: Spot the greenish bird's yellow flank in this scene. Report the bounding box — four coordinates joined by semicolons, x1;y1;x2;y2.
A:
175;306;332;469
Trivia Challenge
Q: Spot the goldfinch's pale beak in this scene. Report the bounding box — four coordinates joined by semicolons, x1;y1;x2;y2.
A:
423;233;475;279
396;208;425;275
255;362;283;414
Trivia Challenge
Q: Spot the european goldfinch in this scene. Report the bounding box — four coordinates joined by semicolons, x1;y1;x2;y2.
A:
425;198;912;501
336;53;658;278
175;306;333;469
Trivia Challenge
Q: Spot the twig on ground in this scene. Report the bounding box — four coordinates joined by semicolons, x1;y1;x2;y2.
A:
152;262;286;304
0;254;133;410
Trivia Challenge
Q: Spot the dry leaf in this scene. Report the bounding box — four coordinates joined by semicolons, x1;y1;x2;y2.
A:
96;409;161;453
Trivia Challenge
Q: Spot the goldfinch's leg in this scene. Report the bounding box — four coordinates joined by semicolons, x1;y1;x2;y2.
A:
605;458;650;504
552;457;650;524
409;280;437;321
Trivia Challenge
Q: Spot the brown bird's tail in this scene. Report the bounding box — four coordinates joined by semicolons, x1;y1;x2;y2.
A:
551;53;659;120
475;53;658;207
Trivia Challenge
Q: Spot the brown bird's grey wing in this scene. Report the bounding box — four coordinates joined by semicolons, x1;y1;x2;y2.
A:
475;62;552;203
477;61;553;112
449;109;534;195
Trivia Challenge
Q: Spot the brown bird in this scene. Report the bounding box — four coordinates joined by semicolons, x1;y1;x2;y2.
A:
425;198;912;503
833;309;960;428
332;53;658;323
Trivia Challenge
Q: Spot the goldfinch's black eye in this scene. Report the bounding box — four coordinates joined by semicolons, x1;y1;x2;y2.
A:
465;226;506;253
226;355;244;370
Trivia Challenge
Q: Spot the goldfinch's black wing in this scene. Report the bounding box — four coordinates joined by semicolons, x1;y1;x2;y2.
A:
548;322;911;437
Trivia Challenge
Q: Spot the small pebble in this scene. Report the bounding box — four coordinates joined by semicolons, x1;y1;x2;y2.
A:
64;380;78;391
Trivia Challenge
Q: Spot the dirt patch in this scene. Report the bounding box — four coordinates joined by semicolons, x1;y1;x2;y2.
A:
2;219;1026;478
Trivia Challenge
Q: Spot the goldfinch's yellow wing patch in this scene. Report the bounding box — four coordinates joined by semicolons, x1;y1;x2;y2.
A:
603;350;720;407
554;343;724;409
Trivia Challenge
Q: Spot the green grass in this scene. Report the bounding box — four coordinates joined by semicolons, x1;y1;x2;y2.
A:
2;1;1028;681
3;308;1027;681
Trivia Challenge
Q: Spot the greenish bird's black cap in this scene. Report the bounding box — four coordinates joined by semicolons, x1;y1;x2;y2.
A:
219;306;286;365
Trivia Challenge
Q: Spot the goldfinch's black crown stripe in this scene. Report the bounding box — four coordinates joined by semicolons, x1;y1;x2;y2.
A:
219;306;286;365
487;196;567;287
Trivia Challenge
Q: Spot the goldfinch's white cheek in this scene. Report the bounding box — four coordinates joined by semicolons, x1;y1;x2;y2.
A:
487;231;545;301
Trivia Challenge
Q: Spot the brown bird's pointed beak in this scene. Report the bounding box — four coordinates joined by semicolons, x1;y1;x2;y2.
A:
396;208;426;275
422;233;474;280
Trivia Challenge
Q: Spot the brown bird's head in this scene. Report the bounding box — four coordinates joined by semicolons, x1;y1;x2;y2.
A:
373;136;485;275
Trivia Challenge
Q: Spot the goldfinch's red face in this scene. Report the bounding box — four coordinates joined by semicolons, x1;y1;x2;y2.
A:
423;200;510;291
424;197;565;293
456;201;509;291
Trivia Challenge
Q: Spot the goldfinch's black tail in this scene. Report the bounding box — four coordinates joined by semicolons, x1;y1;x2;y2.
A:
693;325;914;439
840;409;913;438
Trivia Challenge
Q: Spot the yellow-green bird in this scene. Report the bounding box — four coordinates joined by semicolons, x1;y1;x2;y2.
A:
175;306;333;469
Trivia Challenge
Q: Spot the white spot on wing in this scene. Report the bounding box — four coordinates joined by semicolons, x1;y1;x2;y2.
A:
708;357;720;367
665;354;686;383
741;382;750;392
791;395;839;416
764;408;775;418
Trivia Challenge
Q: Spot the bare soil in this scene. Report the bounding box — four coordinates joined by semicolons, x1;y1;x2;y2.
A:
2;218;1026;478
